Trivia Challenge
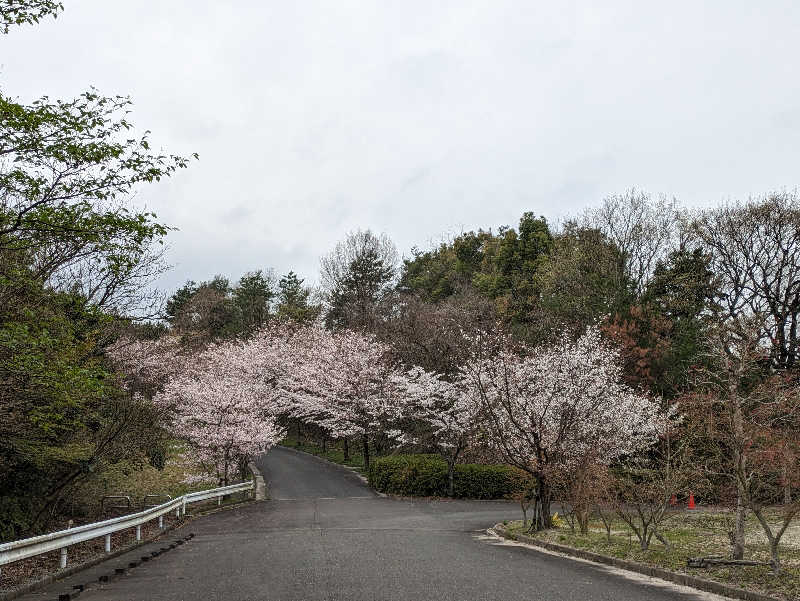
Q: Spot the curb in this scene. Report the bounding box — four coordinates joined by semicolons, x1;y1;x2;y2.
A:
0;498;253;601
0;526;187;601
248;461;269;500
491;523;783;601
381;494;516;503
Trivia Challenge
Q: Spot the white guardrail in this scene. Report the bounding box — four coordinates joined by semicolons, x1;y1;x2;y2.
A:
0;480;254;576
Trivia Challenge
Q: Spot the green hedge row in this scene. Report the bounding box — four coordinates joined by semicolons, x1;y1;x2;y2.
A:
367;454;532;499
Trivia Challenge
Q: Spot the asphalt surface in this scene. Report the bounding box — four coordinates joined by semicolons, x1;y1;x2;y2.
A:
21;447;722;601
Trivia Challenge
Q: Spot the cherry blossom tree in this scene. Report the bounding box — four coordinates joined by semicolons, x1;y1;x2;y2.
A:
285;325;404;470
396;367;482;496
106;334;188;398
461;325;668;530
156;336;286;485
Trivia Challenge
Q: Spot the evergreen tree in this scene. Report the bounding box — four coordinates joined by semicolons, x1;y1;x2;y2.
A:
277;271;319;323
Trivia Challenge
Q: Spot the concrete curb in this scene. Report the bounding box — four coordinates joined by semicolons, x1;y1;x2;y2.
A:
248;461;268;500
492;523;784;601
0;498;253;601
0;524;188;601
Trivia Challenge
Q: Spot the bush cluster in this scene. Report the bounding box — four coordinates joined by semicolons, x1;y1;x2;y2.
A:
367;454;532;499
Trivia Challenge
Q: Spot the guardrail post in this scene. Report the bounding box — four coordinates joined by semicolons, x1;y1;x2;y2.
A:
217;494;222;506
1;483;254;570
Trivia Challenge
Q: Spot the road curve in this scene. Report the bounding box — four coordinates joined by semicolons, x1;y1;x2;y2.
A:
255;445;375;499
20;448;719;601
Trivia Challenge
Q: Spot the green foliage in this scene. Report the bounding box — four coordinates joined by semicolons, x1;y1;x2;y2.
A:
399;214;555;339
233;270;275;334
0;89;195;314
534;223;631;337
644;248;718;396
0;264;139;538
367;454;532;499
400;231;491;302
321;230;398;331
277;271;319;323
1;0;62;34
165;271;278;341
0;2;195;538
164;280;198;322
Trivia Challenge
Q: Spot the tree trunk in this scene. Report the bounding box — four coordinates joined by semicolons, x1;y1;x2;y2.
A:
732;390;747;560
732;486;747;559
362;435;370;471
539;480;553;529
577;508;590;535
526;498;541;533
782;462;792;505
343;438;349;461
447;461;455;498
654;530;672;551
770;540;781;574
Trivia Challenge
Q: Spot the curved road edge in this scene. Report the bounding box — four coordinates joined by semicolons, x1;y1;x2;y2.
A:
490;523;779;601
247;460;268;500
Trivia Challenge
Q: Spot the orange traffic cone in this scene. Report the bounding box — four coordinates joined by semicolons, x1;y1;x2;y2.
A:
687;491;696;510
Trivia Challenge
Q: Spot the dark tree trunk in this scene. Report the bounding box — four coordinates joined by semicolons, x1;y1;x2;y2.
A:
577;508;590;535
782;462;792;505
343;438;350;461
770;540;782;574
539;480;553;529
362;435;370;471
447;460;455;497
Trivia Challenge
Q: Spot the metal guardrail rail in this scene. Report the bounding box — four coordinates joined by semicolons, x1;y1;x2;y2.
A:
0;480;253;576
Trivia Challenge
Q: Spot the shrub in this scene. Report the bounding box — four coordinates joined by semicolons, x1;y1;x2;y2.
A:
367;454;532;499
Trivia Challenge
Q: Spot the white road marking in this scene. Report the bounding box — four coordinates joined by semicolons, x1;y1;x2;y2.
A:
476;529;735;601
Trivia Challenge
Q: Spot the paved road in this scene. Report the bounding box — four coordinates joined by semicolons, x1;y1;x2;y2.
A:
26;447;721;601
258;446;375;499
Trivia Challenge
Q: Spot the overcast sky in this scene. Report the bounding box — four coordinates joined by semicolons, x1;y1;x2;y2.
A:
2;1;799;293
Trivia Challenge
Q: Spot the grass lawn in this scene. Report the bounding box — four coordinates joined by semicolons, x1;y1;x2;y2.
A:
503;509;800;601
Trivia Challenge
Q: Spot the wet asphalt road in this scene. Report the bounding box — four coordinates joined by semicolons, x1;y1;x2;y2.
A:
25;447;718;601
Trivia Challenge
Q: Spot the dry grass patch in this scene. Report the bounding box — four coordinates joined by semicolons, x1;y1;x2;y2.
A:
504;508;799;601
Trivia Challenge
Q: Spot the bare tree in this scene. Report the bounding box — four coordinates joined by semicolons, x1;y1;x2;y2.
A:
685;314;800;571
582;189;680;293
687;191;800;370
320;230;398;331
611;427;690;551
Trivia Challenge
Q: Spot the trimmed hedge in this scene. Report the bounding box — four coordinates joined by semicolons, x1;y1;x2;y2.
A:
367;454;532;499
